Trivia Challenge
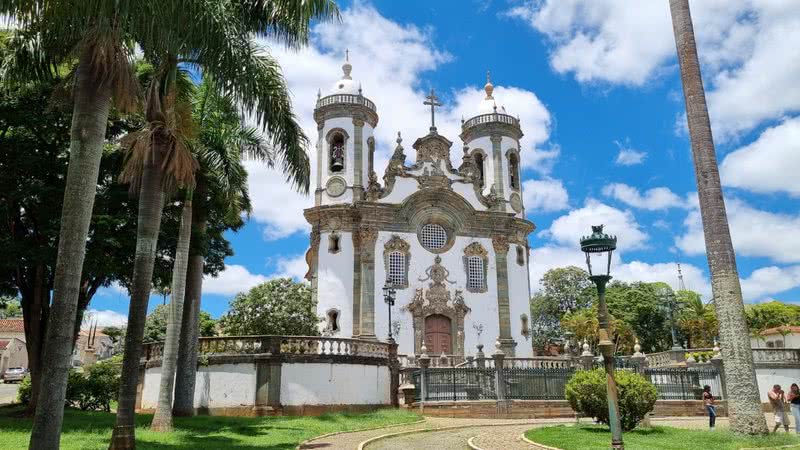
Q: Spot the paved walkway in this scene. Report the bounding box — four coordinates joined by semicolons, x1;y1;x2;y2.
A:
0;382;19;406
300;414;780;450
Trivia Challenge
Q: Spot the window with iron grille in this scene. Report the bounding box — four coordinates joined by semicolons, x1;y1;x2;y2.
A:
387;251;406;286
467;256;485;291
420;224;447;251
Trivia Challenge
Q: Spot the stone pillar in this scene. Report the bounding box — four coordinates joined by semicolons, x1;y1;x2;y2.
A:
492;235;516;356
711;352;728;401
580;340;594;370
352;228;362;336
315;123;324;205
490;135;505;208
418;347;430;412
670;347;686;366
352;118;365;200
492;342;510;414
358;226;378;339
476;344;486;369
255;356;282;414
308;229;320;306
630;341;648;374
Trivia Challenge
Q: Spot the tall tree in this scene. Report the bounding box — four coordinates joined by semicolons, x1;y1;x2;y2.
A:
669;0;768;434
219;278;318;336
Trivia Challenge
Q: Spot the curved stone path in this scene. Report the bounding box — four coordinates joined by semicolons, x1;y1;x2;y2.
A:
299;415;738;450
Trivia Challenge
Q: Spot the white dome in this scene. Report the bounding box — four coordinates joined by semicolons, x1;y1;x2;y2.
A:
476;71;507;115
329;50;361;95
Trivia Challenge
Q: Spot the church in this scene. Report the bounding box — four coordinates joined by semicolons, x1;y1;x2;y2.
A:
304;54;536;358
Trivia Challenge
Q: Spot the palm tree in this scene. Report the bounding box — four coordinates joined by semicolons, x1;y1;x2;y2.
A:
111;1;336;443
668;0;768;434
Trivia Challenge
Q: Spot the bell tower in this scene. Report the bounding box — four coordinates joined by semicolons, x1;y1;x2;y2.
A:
313;51;379;206
460;72;525;218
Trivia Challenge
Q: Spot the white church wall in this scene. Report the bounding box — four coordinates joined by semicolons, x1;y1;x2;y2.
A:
280;363;390;405
141;363;257;410
317;231;355;336
468;136;495;196
507;244;534;357
373;232;501;357
452;181;486;211
380;177;418;204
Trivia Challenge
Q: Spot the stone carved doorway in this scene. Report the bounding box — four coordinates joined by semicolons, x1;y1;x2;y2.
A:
425;314;452;355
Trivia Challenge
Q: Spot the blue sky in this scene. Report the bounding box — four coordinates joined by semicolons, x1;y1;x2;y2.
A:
86;0;800;326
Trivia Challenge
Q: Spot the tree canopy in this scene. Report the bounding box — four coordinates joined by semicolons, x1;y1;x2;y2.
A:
219;278;319;336
143;304;216;343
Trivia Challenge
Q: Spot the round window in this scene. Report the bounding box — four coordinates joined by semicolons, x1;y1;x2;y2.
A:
419;224;448;251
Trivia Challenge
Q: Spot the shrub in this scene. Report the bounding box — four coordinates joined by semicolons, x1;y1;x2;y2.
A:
16;357;121;411
565;368;657;431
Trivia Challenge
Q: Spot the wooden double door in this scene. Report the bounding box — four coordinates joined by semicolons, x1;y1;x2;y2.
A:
424;314;452;355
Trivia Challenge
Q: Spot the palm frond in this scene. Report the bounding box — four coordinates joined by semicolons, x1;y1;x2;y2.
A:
239;0;340;48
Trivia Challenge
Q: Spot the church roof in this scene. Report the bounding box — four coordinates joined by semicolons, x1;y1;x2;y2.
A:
330;50;361;95
476;71;507;115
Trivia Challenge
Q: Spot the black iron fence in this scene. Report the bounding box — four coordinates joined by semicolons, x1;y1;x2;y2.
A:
412;365;722;402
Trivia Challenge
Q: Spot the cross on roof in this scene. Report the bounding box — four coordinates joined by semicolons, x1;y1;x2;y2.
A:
423;88;442;132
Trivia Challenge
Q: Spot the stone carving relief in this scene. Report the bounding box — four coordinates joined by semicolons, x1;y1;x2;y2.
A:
402;256;471;355
326;176;347;197
492;235;509;253
365;171;384;201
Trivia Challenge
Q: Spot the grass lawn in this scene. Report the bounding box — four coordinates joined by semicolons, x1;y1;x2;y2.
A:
0;405;419;450
525;425;800;450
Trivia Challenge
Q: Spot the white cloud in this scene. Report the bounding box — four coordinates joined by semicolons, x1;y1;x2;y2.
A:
602;183;685;210
613;140;647;166
740;265;800;302
248;5;557;239
720;117;800;197
676;198;800;264
203;264;268;296
522;178;569;212
508;1;800;138
544;199;648;251
83;310;128;328
272;254;309;282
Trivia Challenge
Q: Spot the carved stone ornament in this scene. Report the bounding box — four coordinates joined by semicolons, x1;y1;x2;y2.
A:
509;192;523;213
384;235;410;254
358;225;378;244
492;235;509;253
464;242;488;258
365;171;384;201
326;177;347;197
416;140;451;165
402;256;471;355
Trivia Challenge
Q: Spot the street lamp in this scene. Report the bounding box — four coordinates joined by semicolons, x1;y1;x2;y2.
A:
382;283;396;342
580;225;623;450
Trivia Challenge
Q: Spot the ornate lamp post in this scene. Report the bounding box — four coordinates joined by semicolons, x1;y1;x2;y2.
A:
383;283;396;342
580;225;623;450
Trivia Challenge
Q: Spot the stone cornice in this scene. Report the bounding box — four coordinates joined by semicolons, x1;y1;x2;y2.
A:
315;102;379;128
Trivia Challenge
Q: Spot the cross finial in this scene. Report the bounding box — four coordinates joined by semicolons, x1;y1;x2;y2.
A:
345;49;349;61
423;88;442;132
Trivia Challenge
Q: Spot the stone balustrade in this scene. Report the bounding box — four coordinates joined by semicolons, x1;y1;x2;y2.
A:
462;112;519;131
645;351;676;368
752;348;800;365
142;335;393;363
316;93;376;112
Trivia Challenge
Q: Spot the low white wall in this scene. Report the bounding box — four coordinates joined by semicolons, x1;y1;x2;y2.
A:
280;363;390;406
756;367;800;402
141;363;257;410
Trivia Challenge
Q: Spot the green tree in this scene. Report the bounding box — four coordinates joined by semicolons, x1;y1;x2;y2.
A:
0;296;21;318
670;0;767;433
605;281;672;353
220;279;319;336
744;301;800;333
676;290;718;348
143;304;216;343
530;266;593;353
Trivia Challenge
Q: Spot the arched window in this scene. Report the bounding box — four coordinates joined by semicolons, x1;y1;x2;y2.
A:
325;309;340;334
463;242;488;293
473;152;485;188
508;151;520;190
384;235;410;288
329;133;345;173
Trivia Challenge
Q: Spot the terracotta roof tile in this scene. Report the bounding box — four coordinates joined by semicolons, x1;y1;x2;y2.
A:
760;325;800;336
0;319;24;333
0;340;9;350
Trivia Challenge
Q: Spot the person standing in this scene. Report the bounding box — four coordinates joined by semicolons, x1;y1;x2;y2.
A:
769;384;790;432
787;383;800;432
703;385;716;430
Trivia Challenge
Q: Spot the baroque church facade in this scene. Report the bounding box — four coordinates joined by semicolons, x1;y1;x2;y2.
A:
304;55;535;357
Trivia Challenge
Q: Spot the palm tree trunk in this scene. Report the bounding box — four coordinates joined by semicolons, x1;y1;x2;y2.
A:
173;181;208;416
109;132;168;450
28;48;113;450
151;191;193;431
669;0;768;435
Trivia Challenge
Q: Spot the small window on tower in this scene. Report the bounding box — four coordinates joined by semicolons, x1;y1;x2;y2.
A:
508;152;520;190
326;309;340;334
516;245;525;266
330;133;345;173
474;152;485;188
328;232;341;254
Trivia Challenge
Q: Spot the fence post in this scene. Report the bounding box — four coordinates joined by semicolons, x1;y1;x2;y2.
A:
580;340;594;370
630;340;648;374
476;344;486;369
418;345;430;413
492;340;509;415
